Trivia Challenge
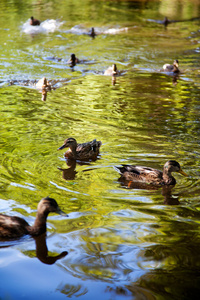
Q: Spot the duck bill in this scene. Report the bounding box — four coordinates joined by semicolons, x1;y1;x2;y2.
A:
57;144;67;151
178;168;188;177
56;207;68;217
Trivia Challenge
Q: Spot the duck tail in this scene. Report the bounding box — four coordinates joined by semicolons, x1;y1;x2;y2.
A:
113;166;123;174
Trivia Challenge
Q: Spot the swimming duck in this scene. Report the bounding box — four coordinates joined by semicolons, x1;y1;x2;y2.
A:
67;54;80;68
114;160;188;186
36;77;51;90
163;17;170;28
0;197;67;240
89;27;96;38
104;64;119;76
163;59;180;73
57;137;102;161
30;16;40;26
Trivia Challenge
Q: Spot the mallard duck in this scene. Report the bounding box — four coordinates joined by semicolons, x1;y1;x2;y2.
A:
163;59;180;73
114;160;188;186
0;197;67;240
57;137;102;161
104;64;118;76
30;16;40;26
67;54;80;68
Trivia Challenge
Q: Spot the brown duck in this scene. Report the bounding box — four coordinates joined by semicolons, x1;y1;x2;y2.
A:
57;137;102;161
163;59;180;73
89;27;96;38
30;16;40;26
104;64;119;76
67;54;80;68
0;197;67;240
114;160;188;186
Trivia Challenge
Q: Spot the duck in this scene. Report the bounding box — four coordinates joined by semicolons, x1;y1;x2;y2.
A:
89;27;96;38
0;197;67;240
30;16;40;26
57;137;102;161
114;160;188;186
104;64;119;76
163;59;180;73
163;17;170;28
67;54;80;68
36;77;51;90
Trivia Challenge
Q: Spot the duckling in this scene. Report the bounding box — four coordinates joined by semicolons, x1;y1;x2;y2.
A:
114;160;188;186
163;59;180;73
57;137;102;161
30;16;40;26
0;197;67;240
67;54;80;68
104;64;119;76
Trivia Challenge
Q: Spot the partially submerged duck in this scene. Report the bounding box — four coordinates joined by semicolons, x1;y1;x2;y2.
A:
30;16;40;26
57;137;102;161
114;160;188;186
67;54;80;68
0;197;67;240
163;59;180;73
104;64;119;76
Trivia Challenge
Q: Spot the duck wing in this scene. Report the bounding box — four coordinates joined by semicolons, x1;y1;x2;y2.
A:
0;215;29;239
76;139;102;159
114;165;163;184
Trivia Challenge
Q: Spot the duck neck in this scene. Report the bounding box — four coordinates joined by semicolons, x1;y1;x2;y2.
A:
163;169;176;185
69;144;77;159
30;211;48;236
173;65;179;73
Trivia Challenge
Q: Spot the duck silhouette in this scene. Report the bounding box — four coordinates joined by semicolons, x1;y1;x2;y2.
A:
67;54;80;68
30;16;40;26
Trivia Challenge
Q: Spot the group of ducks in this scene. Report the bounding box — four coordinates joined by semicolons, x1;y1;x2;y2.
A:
0;136;188;241
0;17;184;241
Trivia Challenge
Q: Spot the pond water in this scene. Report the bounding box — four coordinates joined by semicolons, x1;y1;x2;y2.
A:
0;0;200;299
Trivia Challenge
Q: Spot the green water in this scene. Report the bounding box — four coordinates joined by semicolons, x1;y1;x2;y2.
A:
0;0;200;299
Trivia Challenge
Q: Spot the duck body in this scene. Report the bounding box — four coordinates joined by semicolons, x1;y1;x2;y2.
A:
89;27;96;38
67;54;80;68
163;59;179;73
114;160;187;186
58;137;102;161
0;197;66;240
30;16;40;26
36;77;51;90
104;64;118;76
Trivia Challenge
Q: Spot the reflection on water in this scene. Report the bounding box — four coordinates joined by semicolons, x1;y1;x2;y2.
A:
0;0;200;299
34;233;68;265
